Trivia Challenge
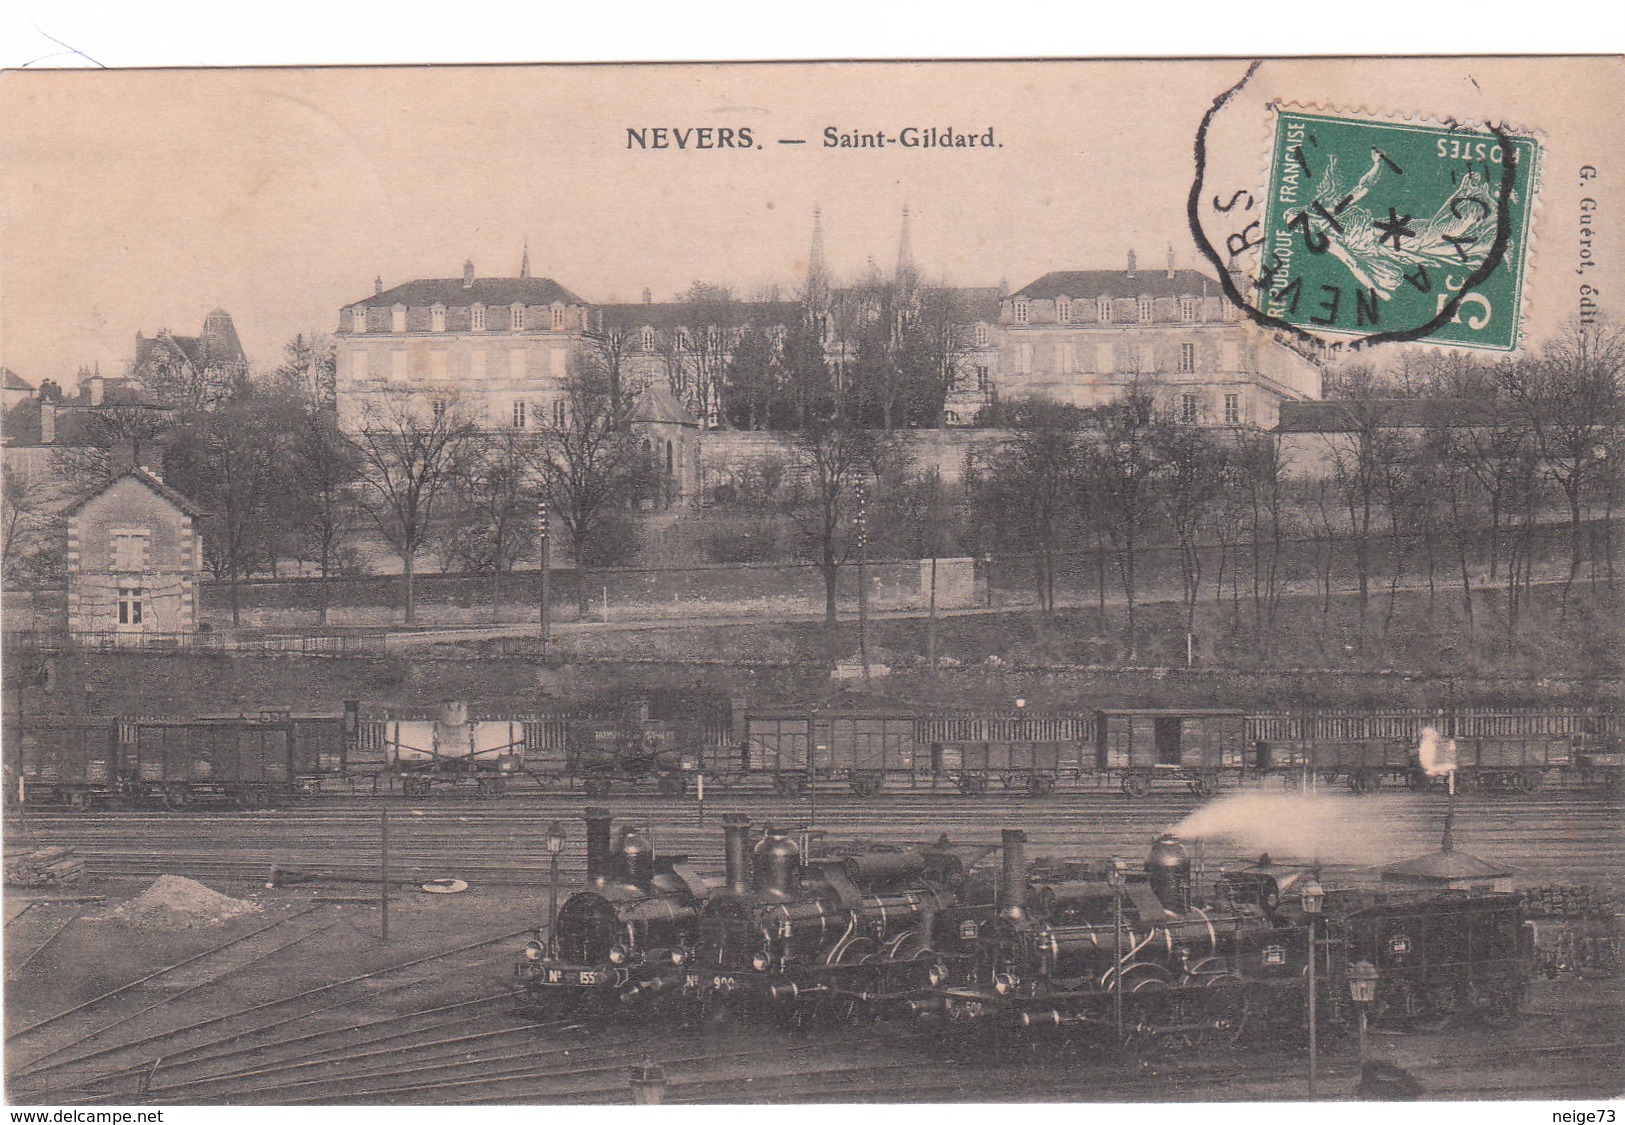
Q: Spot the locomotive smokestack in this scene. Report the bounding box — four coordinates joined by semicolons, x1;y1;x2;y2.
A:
583;807;614;885
999;829;1028;919
620;827;654;890
722;814;753;895
1146;833;1192;913
753;824;802;897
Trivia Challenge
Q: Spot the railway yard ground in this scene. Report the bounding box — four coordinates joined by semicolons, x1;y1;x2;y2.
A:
3;787;1622;1106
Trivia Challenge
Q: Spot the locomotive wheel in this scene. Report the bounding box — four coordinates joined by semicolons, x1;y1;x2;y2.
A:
477;776;506;799
402;778;430;799
1121;773;1151;798
958;774;989;797
1026;774;1056;798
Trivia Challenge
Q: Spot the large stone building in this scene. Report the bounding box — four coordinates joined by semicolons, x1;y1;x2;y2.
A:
334;256;594;428
996;250;1321;428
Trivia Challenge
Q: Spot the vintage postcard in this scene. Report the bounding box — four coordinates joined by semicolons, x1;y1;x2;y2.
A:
1;57;1620;1113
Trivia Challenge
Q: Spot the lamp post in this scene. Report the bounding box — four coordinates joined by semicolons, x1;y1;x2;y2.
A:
545;820;565;959
1301;875;1325;1098
1107;856;1127;1044
1347;959;1380;1073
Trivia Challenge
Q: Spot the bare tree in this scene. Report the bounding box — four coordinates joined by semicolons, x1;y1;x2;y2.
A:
162;386;299;627
783;422;890;626
1498;320;1624;593
526;360;656;617
1159;413;1227;646
1;464;55;584
446;427;538;622
352;397;477;625
285;406;360;623
966;400;1084;614
1230;430;1293;657
1088;383;1164;660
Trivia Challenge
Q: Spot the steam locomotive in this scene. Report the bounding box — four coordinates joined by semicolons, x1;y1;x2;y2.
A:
514;808;712;1012
930;832;1535;1046
680;816;993;1021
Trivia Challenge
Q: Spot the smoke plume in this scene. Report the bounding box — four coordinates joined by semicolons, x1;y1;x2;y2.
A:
1417;726;1458;778
1167;791;1411;868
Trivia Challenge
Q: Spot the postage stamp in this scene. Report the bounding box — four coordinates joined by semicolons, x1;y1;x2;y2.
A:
1255;109;1541;350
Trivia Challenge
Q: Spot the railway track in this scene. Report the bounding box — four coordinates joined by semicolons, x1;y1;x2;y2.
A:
6;789;1623;889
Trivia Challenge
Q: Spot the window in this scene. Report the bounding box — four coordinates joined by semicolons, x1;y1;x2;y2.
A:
1180;297;1200;322
551;306;566;331
117;585;143;627
1016;343;1033;372
1180;342;1196;373
975;365;990;392
391;305;406;333
431;399;448;420
1138;297;1154;322
1056;297;1072;324
431;305;446;333
512;400;526;429
1012;299;1029;325
1180;392;1199;424
549;349;567;377
552;399;567;427
471;305;486;332
974;324;989;347
676;328;690;352
351;308;367;333
1059;342;1075;371
1224;392;1241;424
641;326;656;351
1097;297;1112;322
510;305;526;331
111;530;148;572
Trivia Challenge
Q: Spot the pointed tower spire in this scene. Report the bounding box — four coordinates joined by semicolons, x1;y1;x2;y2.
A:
807;205;827;285
520;237;531;280
896;203;916;283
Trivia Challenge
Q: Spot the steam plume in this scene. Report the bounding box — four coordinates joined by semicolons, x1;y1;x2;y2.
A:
1167;791;1409;868
1417;726;1458;778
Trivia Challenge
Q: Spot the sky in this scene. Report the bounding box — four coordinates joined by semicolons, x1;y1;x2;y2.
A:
2;56;1621;388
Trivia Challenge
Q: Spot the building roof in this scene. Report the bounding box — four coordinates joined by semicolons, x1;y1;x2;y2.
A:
346;277;588;311
1011;269;1221;301
1379;849;1516;882
2;367;32;392
62;467;205;520
1275;398;1500;433
630;383;697;427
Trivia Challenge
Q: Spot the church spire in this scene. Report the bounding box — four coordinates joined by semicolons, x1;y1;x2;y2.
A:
896;203;916;284
807;204;827;286
520;237;531;280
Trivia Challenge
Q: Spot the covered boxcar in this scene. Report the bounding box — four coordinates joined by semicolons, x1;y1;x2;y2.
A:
1095;708;1249;796
126;716;294;807
11;718;120;808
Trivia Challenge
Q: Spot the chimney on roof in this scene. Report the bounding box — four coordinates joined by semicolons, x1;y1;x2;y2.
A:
374;275;383;296
1167;245;1175;279
39;400;54;445
642;287;652;305
463;260;475;289
89;374;105;407
1126;249;1137;278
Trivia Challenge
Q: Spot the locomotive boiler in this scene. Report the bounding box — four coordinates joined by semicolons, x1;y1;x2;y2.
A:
514;807;711;1011
683;815;975;1018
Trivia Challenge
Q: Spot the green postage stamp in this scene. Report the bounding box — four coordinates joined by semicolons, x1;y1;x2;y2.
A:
1257;108;1540;350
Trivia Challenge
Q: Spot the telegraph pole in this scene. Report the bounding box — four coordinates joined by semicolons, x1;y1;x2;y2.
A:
537;500;551;655
855;479;870;684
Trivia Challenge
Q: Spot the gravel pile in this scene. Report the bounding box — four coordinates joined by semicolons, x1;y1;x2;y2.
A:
108;875;262;929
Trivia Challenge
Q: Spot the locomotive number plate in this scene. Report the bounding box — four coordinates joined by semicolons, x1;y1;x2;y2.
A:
684;973;701;990
577;970;598;986
712;975;737;992
947;999;985;1019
